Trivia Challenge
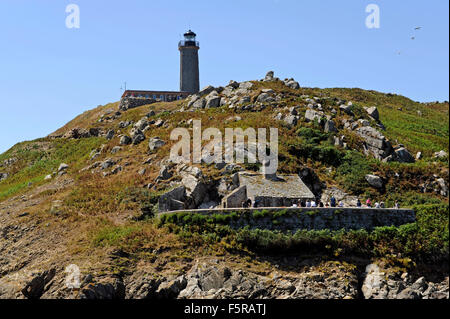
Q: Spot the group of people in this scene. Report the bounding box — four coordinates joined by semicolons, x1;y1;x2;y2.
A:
242;197;401;209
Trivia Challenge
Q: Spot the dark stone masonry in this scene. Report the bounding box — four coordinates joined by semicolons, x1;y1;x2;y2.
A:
159;207;416;231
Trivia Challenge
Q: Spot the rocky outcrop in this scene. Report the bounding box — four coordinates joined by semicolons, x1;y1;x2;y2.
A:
356;126;393;161
361;264;449;299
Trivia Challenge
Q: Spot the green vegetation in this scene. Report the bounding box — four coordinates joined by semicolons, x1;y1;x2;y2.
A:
156;204;448;263
0;137;105;201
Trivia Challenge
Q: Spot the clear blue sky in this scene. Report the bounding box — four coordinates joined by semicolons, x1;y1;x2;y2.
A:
0;0;448;153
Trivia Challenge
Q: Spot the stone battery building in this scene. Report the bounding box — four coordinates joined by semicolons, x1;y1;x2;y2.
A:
222;172;315;208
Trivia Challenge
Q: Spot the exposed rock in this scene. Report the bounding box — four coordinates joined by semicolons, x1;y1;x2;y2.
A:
155;276;187;299
365;174;384;189
182;174;207;207
394;147;415;163
198;85;215;97
120;135;132;146
58;163;69;173
192;98;206;109
157;166;173;181
339;104;352;114
149;138;166;152
434;150;448;159
81;277;125;299
101;158;116;170
264;71;275;82
324;120;337;133
356;126;393;160
205;93;221;108
0;173;8;182
158;186;187;212
284;115;298;127
106;130;115;140
284;79;300;89
111;146;122;154
21;268;56;299
257;92;275;103
366;107;380;121
305;109;324;122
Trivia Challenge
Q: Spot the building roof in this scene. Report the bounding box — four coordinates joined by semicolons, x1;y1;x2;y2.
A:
121;90;191;99
238;172;315;200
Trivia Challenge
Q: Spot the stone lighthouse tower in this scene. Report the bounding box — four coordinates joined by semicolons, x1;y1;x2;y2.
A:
179;30;200;94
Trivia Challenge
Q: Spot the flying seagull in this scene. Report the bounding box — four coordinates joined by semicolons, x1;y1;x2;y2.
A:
414;27;422;30
411;36;415;40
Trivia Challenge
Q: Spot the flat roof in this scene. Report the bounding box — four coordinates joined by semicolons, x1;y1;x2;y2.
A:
121;90;191;98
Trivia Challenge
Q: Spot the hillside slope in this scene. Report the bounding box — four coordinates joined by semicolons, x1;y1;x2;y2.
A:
0;72;448;299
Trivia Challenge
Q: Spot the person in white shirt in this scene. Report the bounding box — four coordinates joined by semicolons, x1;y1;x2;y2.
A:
311;200;317;207
306;200;311;207
375;202;380;209
338;201;344;207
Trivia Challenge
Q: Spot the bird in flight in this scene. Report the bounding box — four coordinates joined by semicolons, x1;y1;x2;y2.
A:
414;27;422;30
411;36;415;40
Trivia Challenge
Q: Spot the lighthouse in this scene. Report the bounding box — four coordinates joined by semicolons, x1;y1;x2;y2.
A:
179;30;200;94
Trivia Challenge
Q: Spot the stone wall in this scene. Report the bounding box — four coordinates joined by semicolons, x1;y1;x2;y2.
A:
159;208;416;231
119;97;156;111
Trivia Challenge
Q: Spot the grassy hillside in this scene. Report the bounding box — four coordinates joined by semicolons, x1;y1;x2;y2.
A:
0;82;448;285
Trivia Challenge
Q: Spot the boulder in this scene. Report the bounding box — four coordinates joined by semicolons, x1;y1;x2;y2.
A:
366;107;380;121
157;166;173;180
158;186;187;212
120;135;132;145
205;95;221;108
434;150;448;159
111;146;122;154
58;163;69;173
285;80;300;89
365;174;384;189
106;130;115;140
192;98;206;109
394;147;415;163
0;173;8;182
305;109;324;122
339;104;352;114
264;71;274;82
182;174;207;207
101;158;116;170
256;92;275;103
148;138;166;151
356;126;393;160
284;115;298;127
324;120;337;133
198;85;215;96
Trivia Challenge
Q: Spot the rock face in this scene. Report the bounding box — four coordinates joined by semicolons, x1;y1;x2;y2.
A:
21;269;56;299
366;107;380;121
158;186;187;212
365;174;384;189
361;264;449;299
356;126;393;160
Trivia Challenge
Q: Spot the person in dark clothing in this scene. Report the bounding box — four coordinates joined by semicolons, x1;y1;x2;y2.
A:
319;201;324;208
330;196;336;208
356;199;362;207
